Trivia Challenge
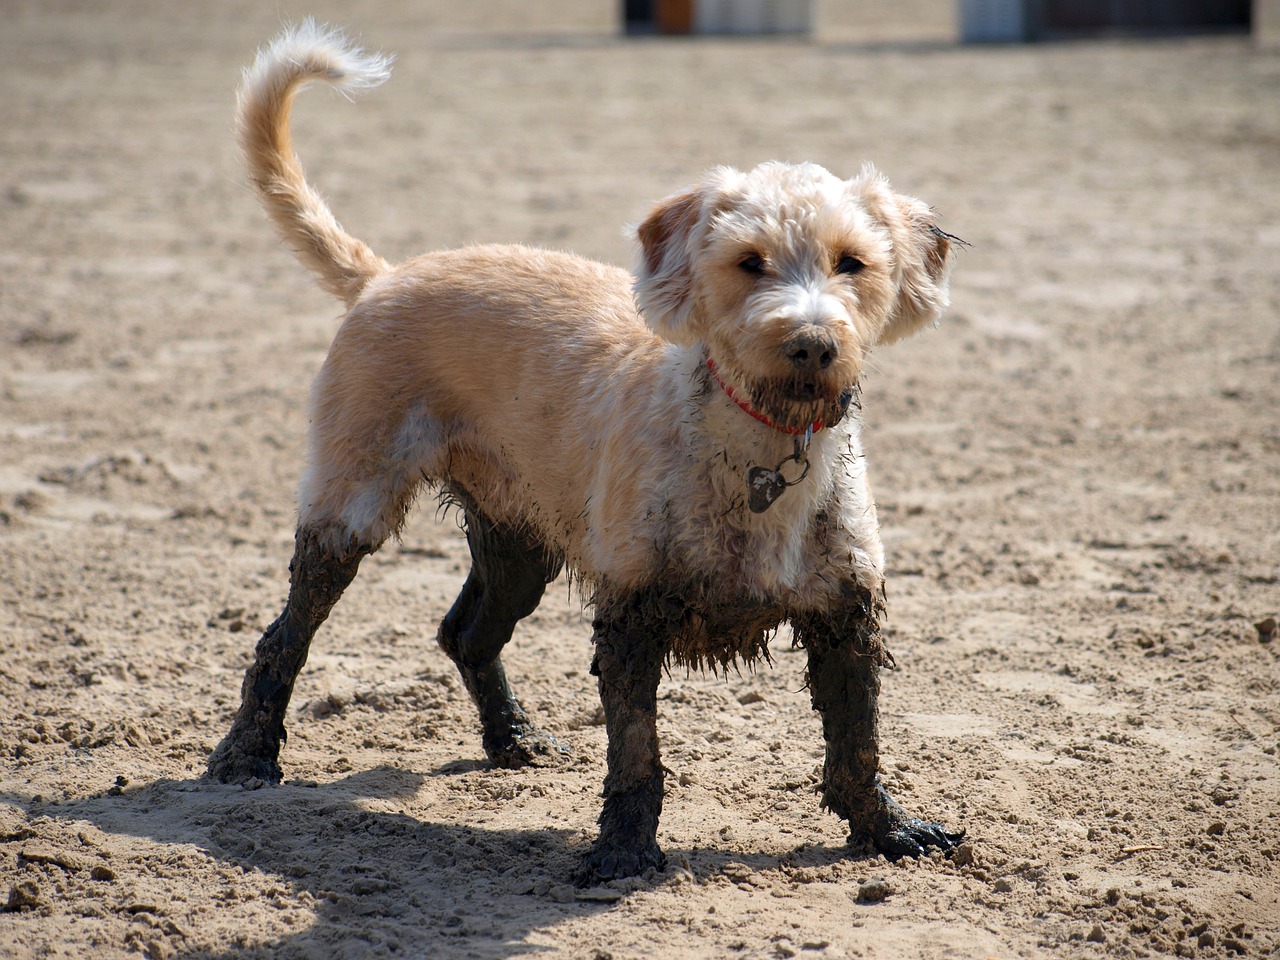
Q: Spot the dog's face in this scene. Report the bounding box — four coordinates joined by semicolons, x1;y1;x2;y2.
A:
635;162;954;431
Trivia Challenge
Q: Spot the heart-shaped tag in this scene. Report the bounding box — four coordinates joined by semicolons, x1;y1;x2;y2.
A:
745;437;812;514
747;466;788;514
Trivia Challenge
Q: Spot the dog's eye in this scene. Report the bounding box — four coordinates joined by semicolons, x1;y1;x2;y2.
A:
835;255;865;276
738;253;766;276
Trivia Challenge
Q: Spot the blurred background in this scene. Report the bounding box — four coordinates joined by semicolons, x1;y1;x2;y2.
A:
1;3;1278;957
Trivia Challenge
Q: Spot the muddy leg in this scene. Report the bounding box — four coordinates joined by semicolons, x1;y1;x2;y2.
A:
207;528;367;784
795;599;963;859
437;503;566;768
575;591;679;885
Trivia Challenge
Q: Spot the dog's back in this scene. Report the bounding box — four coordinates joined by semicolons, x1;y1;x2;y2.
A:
299;244;684;571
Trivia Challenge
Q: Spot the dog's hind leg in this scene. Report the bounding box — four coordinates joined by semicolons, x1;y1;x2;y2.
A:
575;589;679;884
795;596;964;860
438;494;568;768
207;526;368;784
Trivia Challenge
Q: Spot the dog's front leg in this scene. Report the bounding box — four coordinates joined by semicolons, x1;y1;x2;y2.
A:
207;527;367;784
796;600;963;859
575;591;679;885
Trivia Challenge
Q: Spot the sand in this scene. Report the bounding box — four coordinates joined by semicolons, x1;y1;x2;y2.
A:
2;2;1278;957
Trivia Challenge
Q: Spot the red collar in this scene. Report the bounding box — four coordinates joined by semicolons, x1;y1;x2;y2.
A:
705;357;824;437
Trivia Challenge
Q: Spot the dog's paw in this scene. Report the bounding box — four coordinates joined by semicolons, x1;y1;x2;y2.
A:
574;839;666;887
205;737;284;785
851;783;964;861
868;817;965;861
485;724;571;770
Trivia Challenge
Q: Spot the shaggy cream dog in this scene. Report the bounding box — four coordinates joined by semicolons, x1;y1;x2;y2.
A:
208;21;963;882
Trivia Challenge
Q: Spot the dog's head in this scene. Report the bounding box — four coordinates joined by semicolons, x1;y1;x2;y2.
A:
634;162;955;431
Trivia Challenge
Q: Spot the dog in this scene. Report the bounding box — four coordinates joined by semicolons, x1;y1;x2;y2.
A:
208;20;963;883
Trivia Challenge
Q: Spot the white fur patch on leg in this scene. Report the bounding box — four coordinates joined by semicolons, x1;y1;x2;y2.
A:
296;407;446;553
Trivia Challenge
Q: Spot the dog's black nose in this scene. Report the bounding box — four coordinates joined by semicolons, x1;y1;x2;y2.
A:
784;330;838;373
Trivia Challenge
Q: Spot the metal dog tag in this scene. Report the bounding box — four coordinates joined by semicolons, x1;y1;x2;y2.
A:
747;466;788;513
746;439;811;514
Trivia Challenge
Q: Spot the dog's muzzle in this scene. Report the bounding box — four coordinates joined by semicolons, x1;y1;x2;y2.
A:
753;377;860;434
706;357;859;434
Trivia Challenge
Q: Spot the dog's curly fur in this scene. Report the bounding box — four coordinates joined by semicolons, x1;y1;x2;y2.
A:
208;20;964;882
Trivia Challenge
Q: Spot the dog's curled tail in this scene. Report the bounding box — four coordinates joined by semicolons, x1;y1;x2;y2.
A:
237;20;393;306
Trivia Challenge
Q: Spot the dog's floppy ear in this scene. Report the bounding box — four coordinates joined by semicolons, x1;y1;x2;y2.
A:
633;168;746;345
856;169;957;346
633;185;707;345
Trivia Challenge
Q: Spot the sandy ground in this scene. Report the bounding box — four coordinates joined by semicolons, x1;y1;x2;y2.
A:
2;2;1279;957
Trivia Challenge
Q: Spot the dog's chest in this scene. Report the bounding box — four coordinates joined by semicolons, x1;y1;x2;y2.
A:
666;472;865;608
572;397;883;604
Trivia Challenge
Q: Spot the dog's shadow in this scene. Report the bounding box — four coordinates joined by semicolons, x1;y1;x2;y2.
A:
2;762;860;958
